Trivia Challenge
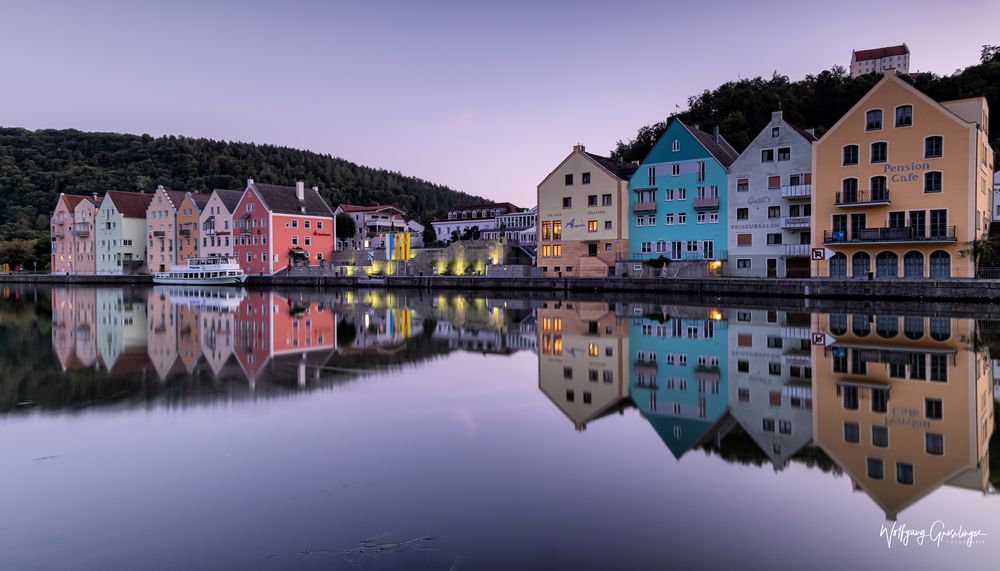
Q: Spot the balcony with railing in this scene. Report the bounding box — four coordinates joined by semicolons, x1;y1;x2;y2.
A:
73;228;90;237
633;201;657;213
781;216;810;230
635;360;658;375
783;244;811;257
781;184;812;199
178;227;191;236
693;197;720;210
152;230;166;238
694;365;720;383
824;225;956;244
835;188;890;207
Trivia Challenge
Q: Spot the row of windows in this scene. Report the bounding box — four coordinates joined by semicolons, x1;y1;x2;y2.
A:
736;204;811;220
827;250;953;279
636;212;721;226
864;106;914;131
842;136;942;165
562;193;614;208
827;314;951;340
761;147;792;162
564;172;592;185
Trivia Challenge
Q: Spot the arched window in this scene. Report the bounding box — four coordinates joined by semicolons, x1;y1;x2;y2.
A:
895;105;913;127
829;314;848;335
870;175;888;202
929;317;951;341
841;178;859;204
925;136;943;158
903;316;924;340
924;171;943;193
852;252;871;279
876;251;898;278
830;252;847;277
903;251;924;278
672;140;680;152
852;314;871;337
929;250;950;278
876;315;899;338
866;109;883;130
843;145;859;166
871;141;888;163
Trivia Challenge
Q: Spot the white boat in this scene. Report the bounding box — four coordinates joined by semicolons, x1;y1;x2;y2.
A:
153;256;247;285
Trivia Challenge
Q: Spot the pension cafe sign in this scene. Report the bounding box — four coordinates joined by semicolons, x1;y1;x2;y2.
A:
883;161;931;183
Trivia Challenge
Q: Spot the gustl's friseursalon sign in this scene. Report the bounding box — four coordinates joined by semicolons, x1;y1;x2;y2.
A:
883;161;931;183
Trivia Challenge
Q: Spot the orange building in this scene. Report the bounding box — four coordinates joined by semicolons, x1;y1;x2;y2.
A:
812;73;993;279
176;192;211;262
812;312;993;519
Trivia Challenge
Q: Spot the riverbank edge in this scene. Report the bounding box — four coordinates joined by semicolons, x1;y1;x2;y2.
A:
0;274;994;302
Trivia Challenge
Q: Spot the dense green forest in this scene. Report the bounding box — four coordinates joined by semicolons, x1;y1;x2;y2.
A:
0;128;483;266
611;46;1000;164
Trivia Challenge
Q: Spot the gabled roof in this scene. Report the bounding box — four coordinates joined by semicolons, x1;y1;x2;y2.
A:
787;121;818;142
161;188;189;209
59;194;89;211
248;181;334;217
105;190;154;218
185;192;211;210
211;189;245;214
687;123;740;168
450;202;521;213
854;44;909;62
585;152;639;180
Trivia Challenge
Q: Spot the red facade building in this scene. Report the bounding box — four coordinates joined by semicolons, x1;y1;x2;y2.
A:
233;179;336;275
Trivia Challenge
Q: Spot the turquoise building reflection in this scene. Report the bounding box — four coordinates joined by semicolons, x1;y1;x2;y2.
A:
628;304;731;458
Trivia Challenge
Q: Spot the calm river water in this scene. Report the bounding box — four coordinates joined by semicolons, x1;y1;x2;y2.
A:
0;285;997;570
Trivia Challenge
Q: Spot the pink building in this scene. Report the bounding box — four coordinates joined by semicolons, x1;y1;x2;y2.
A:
199;189;244;258
233;179;335;275
50;193;100;274
145;185;190;274
73;195;102;275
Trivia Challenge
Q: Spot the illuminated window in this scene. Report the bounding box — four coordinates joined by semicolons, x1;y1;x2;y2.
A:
587;220;598;232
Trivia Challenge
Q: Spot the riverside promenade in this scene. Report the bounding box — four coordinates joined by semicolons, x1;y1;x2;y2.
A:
0;273;996;303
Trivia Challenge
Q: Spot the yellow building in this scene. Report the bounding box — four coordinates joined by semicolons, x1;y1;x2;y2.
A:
811;312;993;520
812;73;993;278
537;301;630;430
536;145;637;277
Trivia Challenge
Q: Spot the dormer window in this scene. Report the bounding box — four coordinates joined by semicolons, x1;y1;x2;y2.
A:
672;140;680;152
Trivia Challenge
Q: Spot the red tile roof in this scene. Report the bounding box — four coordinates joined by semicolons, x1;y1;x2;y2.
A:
855;45;908;62
105;190;154;218
337;204;404;214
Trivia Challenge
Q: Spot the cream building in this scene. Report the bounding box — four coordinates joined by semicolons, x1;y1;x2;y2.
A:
536;145;636;277
199;189;243;258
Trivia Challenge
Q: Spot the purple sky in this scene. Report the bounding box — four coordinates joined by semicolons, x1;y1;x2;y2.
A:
3;0;997;206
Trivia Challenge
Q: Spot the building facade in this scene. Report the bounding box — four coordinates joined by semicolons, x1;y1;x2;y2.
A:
536;145;635;277
431;202;521;242
176;192;210;262
96;190;153;275
333;204;408;250
51;193;97;274
812;73;993;279
537;301;630;431
627;120;738;277
146;186;189;274
233;180;336;275
850;44;910;78
71;195;102;275
811;312;993;519
482;207;537;244
727;111;816;278
199;189;243;258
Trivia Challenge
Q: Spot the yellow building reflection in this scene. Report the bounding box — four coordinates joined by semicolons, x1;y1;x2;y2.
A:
537;301;629;431
812;313;994;520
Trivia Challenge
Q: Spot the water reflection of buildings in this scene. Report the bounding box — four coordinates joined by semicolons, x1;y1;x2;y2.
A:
812;313;994;520
52;288;101;371
627;304;732;458
728;309;815;470
537;301;629;431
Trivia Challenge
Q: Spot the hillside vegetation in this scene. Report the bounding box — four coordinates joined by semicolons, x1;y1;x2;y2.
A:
612;46;1000;163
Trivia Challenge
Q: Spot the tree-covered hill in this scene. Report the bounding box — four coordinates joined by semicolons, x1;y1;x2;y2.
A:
612;46;1000;164
0;127;483;243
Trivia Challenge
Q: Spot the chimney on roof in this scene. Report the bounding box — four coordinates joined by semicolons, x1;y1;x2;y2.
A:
772;110;783;121
693;123;700;131
296;181;305;202
712;125;720;143
806;128;816;136
157;185;164;192
247;178;254;188
92;192;99;202
573;144;585;153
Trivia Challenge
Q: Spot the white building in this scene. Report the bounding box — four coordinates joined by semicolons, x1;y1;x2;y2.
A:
334;204;408;250
480;206;537;243
431;202;521;242
850;44;910;78
726;111;816;278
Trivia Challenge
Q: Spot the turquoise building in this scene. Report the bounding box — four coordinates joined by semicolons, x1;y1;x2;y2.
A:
629;306;730;459
626;120;738;276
